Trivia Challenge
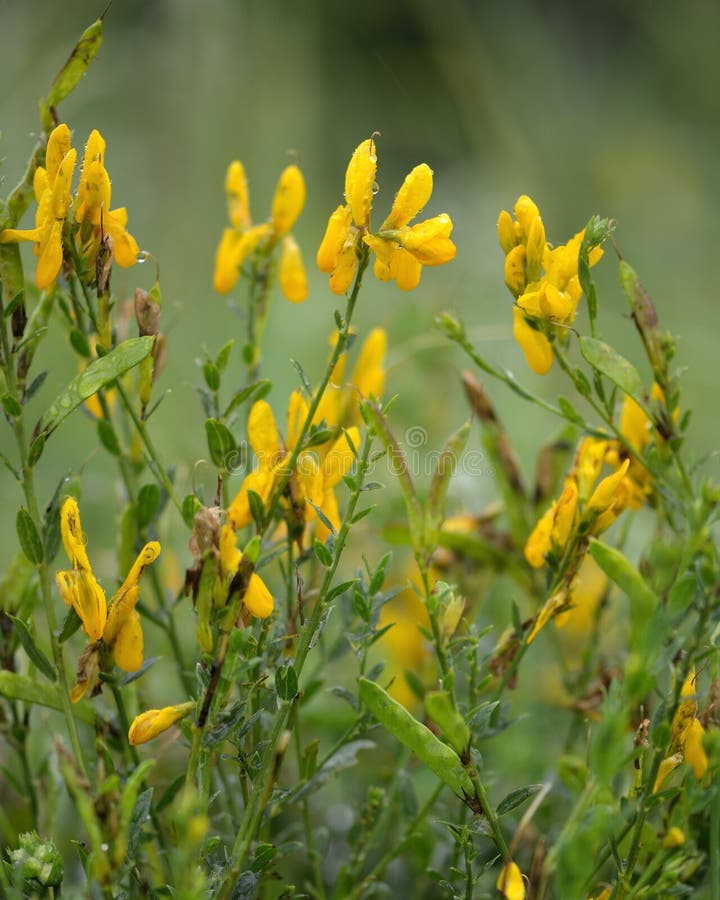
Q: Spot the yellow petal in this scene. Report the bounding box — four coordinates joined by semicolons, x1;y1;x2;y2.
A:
504;245;527;297
219;524;242;579
383;163;433;229
316;487;339;543
551;480;578;549
586;459;630;513
214;228;243;293
227;468;275;529
46;123;72;184
103;210;140;268
287;390;309;452
525;216;546;283
35;220;64;290
350;328;386;400
112;607;143;672
104;584;140;646
513;195;540;243
683;718;708;780
527;590;568;645
226;160;251;230
295;451;324;509
496;860;525;900
129;701;195;745
60;497;92;571
272;164;306;235
56;569;107;641
539;283;574;321
117;542;160;596
620;395;650;452
497;209;518;254
323;426;359;488
248;399;281;464
394;248;423;289
344;137;377;228
317;204;352;273
329;241;358;295
513;308;553;375
278;234;307;303
524;504;554;568
244;572;274;618
653;752;683;792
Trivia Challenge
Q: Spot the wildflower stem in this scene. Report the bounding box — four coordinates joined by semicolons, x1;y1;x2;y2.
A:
712;771;720;900
0;285;89;780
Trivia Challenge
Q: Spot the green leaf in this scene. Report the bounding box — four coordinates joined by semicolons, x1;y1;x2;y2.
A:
137;483;160;529
578;337;643;399
40;17;104;130
275;664;298;701
16;508;44;564
215;340;234;372
202;361;220;392
313;539;333;568
496;783;544;816
0;671;94;722
9;615;56;681
588;539;656;617
359;678;473;798
290;357;313;397
28;433;46;467
1;393;22;417
205;418;237;469
223;379;271;419
426;420;471;546
424;690;470;755
182;494;203;529
58;606;83;643
36;337;154;437
97;419;121;457
557;396;583;424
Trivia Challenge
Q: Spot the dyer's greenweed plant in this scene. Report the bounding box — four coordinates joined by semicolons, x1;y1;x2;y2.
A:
0;16;718;900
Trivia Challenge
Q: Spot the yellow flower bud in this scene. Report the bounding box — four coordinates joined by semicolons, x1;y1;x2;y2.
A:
317;204;352;273
497;209;517;254
279;235;307;303
128;701;195;745
496;860;525;900
244;573;274;619
552;480;578;550
46;123;73;183
504;245;527;297
344;138;377;228
527;589;568;645
524;503;555;568
512;308;553;375
513;194;540;243
329;241;358;295
213;228;244;293
226;160;251;231
383;163;433;229
683;718;708;780
586;459;630;513
663;827;686;849
272;164;306;236
525;215;546;283
653;752;683;792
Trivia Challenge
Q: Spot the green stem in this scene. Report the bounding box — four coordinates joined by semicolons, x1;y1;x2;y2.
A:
712;772;720;900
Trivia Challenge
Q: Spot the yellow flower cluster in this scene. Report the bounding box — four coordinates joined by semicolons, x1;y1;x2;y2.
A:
498;195;602;374
0;124;140;290
228;328;384;540
213;160;307;303
318;137;456;294
56;498;159;701
654;668;709;790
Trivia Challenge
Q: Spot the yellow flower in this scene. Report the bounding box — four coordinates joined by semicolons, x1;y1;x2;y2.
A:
526;589;569;644
0;124;76;290
656;668;710;787
498;195;603;374
214;160;307;302
218;525;274;618
227;393;323;531
56;498;160;700
128;701;195;745
496;860;526;900
74;128;140;270
315;426;360;542
663;827;686;849
318;138;455;295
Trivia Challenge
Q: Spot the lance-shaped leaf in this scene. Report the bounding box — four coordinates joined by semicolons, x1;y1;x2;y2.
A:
425;689;470;755
619;259;671;384
40;16;104;130
359;677;473;798
0;671;94;723
360;400;424;554
579;336;643;400
425;419;470;548
35;336;154;438
8;616;56;681
578;216;611;324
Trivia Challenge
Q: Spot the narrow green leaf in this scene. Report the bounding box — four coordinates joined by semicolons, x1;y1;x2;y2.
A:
205;418;237;469
496;783;544;816
0;671;94;722
137;483;160;529
578;337;643;399
8;616;56;681
313;539;333;568
182;494;203;529
359;678;473;798
58;606;82;643
276;664;299;701
97;419;121;456
36;336;154;437
1;393;22;417
203;361;220;392
41;17;104;129
426;420;471;546
223;379;271;419
16;508;44;564
290;357;313;397
215;340;234;372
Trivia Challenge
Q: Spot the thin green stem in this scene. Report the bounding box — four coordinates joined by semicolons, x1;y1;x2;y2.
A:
712;772;720;900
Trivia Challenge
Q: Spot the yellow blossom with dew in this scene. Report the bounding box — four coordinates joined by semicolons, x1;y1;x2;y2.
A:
56;498;160;700
128;701;195;745
498;194;603;374
318;137;455;294
496;860;525;900
74;128;140;270
214;159;307;302
0;124;77;290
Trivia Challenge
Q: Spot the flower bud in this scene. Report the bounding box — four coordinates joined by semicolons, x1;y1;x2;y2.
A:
129;701;195;745
344;138;377;228
272;164;306;235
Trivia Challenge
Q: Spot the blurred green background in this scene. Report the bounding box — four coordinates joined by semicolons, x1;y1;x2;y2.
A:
1;0;719;887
